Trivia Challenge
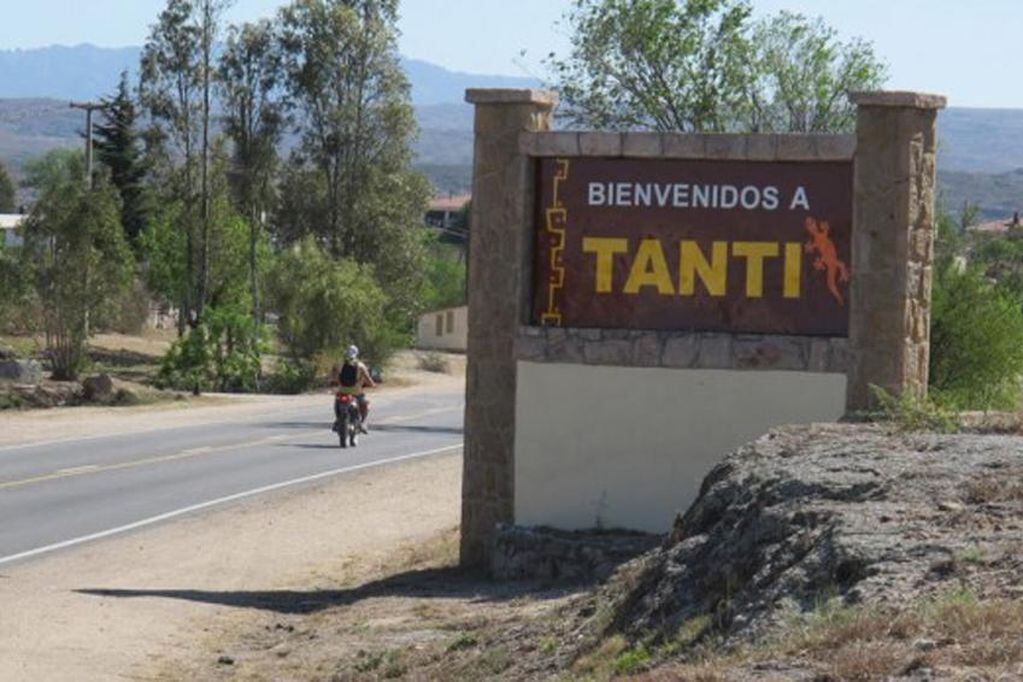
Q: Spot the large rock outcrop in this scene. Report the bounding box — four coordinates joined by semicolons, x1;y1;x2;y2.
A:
604;423;1023;645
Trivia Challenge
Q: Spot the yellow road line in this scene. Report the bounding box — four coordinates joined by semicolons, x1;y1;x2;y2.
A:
0;436;287;491
0;405;461;492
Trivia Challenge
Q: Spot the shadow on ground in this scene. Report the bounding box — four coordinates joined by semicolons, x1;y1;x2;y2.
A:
76;567;577;615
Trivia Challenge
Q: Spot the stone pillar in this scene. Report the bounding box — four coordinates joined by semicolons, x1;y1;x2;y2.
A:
461;89;557;567
846;91;947;410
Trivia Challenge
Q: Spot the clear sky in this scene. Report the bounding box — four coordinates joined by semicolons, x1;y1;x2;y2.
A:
0;0;1021;108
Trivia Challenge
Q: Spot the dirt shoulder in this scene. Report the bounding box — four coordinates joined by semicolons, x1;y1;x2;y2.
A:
0;450;463;682
155;423;1023;682
0;353;463;448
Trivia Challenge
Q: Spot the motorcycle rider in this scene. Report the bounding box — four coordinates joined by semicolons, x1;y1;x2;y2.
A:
336;345;375;433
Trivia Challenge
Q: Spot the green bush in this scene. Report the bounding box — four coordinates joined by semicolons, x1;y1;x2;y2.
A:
267;237;396;366
421;251;466;312
264;358;317;395
157;306;269;393
866;385;959;433
929;264;1023;410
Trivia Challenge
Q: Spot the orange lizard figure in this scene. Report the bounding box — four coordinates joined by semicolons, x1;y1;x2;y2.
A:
804;217;850;306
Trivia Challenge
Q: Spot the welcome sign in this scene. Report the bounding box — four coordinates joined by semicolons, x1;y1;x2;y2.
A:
531;157;854;336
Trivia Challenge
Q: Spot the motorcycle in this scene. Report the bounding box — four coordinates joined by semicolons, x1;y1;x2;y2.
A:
333;392;362;448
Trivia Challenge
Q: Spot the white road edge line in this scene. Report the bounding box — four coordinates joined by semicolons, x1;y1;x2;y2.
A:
0;443;462;568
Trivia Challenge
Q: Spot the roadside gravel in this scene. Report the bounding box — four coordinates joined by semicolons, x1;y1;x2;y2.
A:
0;449;462;681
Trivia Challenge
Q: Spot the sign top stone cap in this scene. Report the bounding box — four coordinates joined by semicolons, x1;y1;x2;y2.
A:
465;88;558;106
849;90;947;109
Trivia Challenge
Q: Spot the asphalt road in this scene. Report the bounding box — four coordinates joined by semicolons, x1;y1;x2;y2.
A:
0;387;464;566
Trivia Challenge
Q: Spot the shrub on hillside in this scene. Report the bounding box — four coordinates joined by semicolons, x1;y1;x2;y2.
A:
929;264;1023;410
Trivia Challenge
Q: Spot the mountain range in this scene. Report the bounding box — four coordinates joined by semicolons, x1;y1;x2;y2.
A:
0;45;1020;217
0;44;538;106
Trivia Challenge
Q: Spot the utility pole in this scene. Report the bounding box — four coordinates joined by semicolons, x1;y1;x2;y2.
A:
69;101;107;341
69;101;107;189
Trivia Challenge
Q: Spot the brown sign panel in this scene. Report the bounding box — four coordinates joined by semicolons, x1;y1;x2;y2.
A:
531;156;853;336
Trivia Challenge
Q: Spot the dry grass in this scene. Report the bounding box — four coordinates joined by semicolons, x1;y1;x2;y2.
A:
654;590;1023;680
417;351;451;374
962;471;1023;504
162;522;1023;681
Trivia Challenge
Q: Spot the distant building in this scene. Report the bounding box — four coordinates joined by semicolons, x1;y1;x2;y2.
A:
0;213;24;248
415;305;467;352
425;194;470;232
970;211;1023;236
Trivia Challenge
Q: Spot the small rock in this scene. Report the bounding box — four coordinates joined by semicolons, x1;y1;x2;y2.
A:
83;374;115;402
216;655;234;666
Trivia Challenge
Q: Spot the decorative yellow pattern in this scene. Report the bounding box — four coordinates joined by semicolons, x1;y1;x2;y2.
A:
540;159;570;326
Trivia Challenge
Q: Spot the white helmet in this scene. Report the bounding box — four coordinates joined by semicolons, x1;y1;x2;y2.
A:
345;345;359;361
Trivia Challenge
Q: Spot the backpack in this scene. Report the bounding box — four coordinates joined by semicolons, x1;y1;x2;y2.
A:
339;362;358;387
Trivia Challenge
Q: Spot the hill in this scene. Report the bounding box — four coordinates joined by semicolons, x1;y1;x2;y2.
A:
0;45;537;106
0;98;80;172
938;107;1023;174
0;45;142;102
938;168;1023;220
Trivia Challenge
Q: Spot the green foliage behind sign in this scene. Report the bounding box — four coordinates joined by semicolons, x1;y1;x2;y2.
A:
548;0;887;133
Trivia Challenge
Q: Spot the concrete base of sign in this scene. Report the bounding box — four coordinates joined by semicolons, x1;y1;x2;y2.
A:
513;361;847;532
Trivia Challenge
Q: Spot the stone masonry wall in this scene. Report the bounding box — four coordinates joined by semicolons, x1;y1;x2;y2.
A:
515;326;850;374
520;131;855;161
846;92;945;409
461;89;557;568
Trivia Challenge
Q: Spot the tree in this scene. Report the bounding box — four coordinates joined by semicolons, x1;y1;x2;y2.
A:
140;0;202;332
95;71;150;247
140;0;232;330
548;0;887;134
0;161;15;212
196;0;233;326
277;0;425;254
267;236;389;363
277;0;430;329
547;0;753;131
930;263;1023;410
20;152;133;379
141;149;269;318
741;12;887;133
0;238;30;331
218;18;286;321
422;249;467;311
147;149;272;395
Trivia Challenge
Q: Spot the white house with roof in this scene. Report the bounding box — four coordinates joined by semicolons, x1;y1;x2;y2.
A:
0;214;24;248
